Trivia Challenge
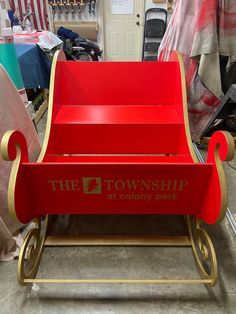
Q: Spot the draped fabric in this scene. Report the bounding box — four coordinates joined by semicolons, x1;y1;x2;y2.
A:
9;0;49;30
0;65;41;261
159;0;236;141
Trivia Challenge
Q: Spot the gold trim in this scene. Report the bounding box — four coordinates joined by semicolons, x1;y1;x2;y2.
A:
23;278;213;285
175;51;198;163
201;136;236;145
1;130;21;221
210;131;235;223
44;235;191;247
18;217;48;285
33;97;48;125
37;51;66;162
187;216;217;286
8;145;20;221
18;216;217;287
1;130;15;160
3;51;223;287
222;131;235;161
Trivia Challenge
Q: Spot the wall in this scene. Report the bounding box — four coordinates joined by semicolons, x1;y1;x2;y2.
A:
145;0;174;23
47;1;174;56
48;1;101;43
146;0;167;10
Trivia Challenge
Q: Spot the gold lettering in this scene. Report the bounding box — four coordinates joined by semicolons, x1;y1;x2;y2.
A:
114;180;125;191
71;180;80;191
155;193;178;201
59;180;71;191
104;180;114;190
151;180;159;191
48;180;59;191
179;180;188;191
126;180;140;190
172;180;178;191
107;193;116;200
172;193;178;200
140;180;151;191
161;180;172;191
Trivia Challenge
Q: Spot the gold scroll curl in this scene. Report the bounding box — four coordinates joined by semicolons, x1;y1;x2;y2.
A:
169;50;199;163
207;130;235;223
1;130;29;221
187;216;217;286
37;50;66;162
18;217;48;285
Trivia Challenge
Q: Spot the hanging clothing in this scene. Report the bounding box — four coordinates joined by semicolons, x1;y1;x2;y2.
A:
159;0;236;141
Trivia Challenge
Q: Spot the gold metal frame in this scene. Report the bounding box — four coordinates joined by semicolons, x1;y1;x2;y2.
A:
18;217;49;285
18;215;217;287
176;51;198;163
210;131;234;223
2;51;231;288
37;50;66;163
1;130;21;221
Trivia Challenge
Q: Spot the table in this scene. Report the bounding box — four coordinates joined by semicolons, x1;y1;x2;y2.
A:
15;43;51;89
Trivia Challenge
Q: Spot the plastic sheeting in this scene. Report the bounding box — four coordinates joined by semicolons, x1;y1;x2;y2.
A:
0;65;41;261
159;0;236;141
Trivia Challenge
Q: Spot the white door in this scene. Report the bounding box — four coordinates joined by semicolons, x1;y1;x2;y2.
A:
102;0;145;61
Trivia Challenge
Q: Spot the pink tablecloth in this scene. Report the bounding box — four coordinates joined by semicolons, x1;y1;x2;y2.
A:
14;31;62;50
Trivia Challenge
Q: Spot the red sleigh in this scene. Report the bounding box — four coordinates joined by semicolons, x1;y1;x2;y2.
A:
1;51;234;286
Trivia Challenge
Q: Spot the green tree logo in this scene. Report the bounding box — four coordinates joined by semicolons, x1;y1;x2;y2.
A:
83;177;102;194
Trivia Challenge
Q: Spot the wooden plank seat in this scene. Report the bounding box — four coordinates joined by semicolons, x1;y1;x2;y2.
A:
1;51;235;287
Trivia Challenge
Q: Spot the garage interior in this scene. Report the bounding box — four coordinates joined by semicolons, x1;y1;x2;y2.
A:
0;1;236;313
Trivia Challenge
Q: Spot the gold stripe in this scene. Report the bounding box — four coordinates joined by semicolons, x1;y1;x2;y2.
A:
37;51;66;162
23;278;213;284
7;145;20;221
1;130;20;221
44;235;191;247
175;51;198;163
214;131;235;223
201;136;236;145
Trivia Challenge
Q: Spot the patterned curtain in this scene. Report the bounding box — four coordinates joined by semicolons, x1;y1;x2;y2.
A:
9;0;49;30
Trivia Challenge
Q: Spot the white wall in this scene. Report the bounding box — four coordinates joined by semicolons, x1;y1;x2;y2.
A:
145;0;167;10
145;0;173;23
48;2;101;42
51;3;99;23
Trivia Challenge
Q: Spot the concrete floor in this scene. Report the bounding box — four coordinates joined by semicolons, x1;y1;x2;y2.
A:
0;112;236;314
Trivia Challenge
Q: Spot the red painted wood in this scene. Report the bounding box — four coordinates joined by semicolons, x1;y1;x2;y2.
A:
50;105;183;154
47;124;183;155
16;162;212;224
57;61;179;106
53;105;183;125
46;59;191;157
201;130;233;224
4;52;233;225
43;155;192;163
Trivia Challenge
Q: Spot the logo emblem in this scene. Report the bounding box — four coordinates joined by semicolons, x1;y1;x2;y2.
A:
83;177;102;194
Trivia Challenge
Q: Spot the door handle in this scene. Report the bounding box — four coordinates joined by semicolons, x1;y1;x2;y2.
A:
136;21;140;26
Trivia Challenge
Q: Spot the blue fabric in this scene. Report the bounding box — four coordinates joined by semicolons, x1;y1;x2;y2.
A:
8;10;19;27
15;44;51;89
57;27;79;41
